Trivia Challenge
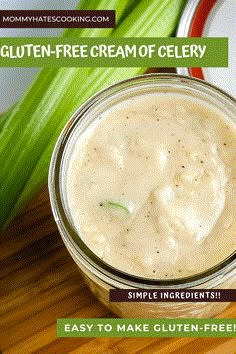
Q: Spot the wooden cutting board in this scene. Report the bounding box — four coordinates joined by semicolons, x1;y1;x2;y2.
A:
0;185;235;354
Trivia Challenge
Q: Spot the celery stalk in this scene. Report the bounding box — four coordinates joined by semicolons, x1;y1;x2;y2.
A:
0;0;133;230
0;0;133;181
0;0;186;230
0;104;16;131
63;0;137;38
0;0;135;132
63;0;142;37
0;0;132;174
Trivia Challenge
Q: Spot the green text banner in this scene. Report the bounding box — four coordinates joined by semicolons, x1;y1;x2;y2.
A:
57;318;236;337
0;37;228;67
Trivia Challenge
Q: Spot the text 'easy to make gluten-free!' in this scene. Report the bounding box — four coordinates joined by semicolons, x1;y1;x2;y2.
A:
57;319;236;337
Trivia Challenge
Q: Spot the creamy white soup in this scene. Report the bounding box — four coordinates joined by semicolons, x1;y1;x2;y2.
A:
65;91;236;279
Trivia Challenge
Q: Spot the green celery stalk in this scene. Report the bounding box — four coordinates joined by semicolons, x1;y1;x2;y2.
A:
0;0;134;230
63;0;142;37
0;0;134;180
0;0;186;230
0;104;16;131
64;0;138;37
0;0;135;132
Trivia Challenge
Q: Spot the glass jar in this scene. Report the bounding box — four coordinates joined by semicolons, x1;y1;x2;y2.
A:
48;74;236;318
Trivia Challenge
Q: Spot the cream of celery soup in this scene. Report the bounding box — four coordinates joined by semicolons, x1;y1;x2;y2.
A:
65;91;236;279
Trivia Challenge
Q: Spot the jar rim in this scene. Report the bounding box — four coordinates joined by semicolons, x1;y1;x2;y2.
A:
48;73;236;289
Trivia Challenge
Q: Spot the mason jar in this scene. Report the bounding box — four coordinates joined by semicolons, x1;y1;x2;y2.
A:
48;74;236;318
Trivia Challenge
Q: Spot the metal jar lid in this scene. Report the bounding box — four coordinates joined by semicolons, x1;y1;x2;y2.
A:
176;0;236;98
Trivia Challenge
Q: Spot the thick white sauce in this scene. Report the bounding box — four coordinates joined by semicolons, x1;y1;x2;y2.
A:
65;92;236;279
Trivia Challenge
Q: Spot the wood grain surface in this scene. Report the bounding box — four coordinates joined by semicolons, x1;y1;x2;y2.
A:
0;185;236;354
